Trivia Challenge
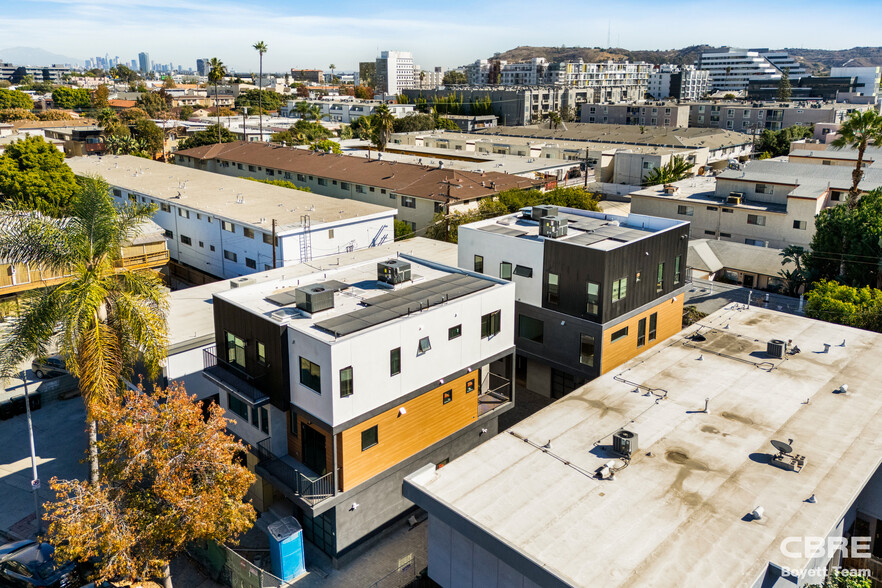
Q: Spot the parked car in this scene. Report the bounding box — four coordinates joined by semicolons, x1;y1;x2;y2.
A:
0;540;78;587
31;357;68;379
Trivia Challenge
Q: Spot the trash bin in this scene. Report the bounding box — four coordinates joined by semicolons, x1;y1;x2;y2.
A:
0;400;12;420
10;395;26;415
267;516;306;582
28;392;41;411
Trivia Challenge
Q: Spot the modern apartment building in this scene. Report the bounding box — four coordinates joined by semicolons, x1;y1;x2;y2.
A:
647;65;711;101
746;76;859;101
685;101;872;132
584;102;691;128
174;141;542;234
457;205;689;397
629;159;882;249
830;66;881;101
375;51;415;95
415;66;444;89
404;306;882;588
203;253;516;563
0;62;71;83
697;48;802;93
67;155;396;280
278;99;415;123
289;69;324;84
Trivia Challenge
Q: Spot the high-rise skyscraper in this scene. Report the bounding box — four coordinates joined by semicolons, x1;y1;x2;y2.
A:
197;58;211;76
138;52;150;74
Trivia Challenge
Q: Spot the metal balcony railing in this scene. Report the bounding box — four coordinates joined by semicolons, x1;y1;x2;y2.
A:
202;347;268;405
255;438;335;506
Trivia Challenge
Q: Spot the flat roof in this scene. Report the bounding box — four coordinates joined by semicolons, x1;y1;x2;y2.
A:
465;206;689;251
628;176;790;213
718;160;882;194
789;145;882;166
167;238;458;351
66;155;394;233
407;306;882;587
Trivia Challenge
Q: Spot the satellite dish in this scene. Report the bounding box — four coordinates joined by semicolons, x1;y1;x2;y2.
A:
771;439;793;455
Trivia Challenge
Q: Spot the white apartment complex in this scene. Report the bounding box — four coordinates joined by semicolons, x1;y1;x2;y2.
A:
830;66;881;101
278;98;415;123
376;50;415;95
647;65;711;101
697;48;804;93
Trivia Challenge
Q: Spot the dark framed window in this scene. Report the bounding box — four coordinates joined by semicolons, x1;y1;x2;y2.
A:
674;256;682;284
656;262;665;293
579;334;595;367
251;402;259;427
245;258;257;269
513;265;533;278
299;357;321;393
518;314;543;343
481;310;501;338
361;425;378;451
260;407;269;434
340;366;353;398
228;393;248;420
649;312;658;342
586;281;600;315
223;250;237;262
474;255;484;273
225;331;245;368
243;228;255;239
290;412;298;436
418;336;432;354
448;325;462;340
390;347;401;376
547;273;559;305
637;317;647;347
180;235;192;246
222;220;235;232
442;390;453;404
611;327;628;342
612;277;627;302
256;341;266;365
500;262;512;281
466;379;475;393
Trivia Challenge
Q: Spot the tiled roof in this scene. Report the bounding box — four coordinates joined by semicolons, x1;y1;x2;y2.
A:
176;141;544;202
108;99;137;108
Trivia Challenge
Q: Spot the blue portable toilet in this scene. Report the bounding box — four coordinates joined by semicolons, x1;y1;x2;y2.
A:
267;516;306;581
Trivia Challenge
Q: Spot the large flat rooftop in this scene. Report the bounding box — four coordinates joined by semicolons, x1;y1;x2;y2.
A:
67;155;395;233
407;306;882;587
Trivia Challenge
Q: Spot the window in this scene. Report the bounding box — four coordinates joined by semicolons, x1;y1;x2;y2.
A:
466;379;475;393
474;255;484;273
656;262;665;292
704;230;716;236
418;336;431;354
674;256;682;284
112;189;121;197
256;341;266;365
518;315;544;343
299;357;321;393
500;262;512;281
722;208;734;214
448;325;462;340
547;272;559;304
243;228;255;239
164;229;173;239
745;238;765;246
755;184;773;195
178;208;189;219
199;241;204;248
225;332;245;368
580;334;595;367
707;206;718;211
160;203;171;212
248;165;256;172
260;407;269;434
747;214;766;226
361;425;378;451
180;235;192;245
612;277;627;302
649;312;658;342
369;187;375;192
223;250;237;262
251;403;259;427
245;258;256;269
793;220;807;230
611;327;628;342
401;196;416;208
637;318;647;347
677;205;694;216
434;202;444;213
263;233;278;246
481;310;501;338
341;182;350;190
720;232;732;238
222;221;235;233
355;185;365;193
340;366;353;398
210;245;216;252
513;265;533;278
228;393;248;420
831;191;844;202
586;281;600;315
390;348;401;376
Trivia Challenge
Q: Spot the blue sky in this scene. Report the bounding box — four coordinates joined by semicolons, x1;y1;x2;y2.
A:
2;0;880;72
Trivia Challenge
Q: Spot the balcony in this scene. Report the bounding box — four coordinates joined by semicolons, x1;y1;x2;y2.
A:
254;438;335;506
202;346;269;405
478;369;513;417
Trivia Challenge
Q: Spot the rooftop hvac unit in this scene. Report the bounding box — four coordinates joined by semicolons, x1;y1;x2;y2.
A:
767;339;786;359
531;204;558;221
539;216;568;239
377;259;412;285
662;184;679;195
727;192;744;205
612;429;637;457
230;277;256;289
295;284;335;314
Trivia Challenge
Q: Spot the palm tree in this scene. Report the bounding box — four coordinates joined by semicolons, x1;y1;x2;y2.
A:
543;111;562;130
294;101;311;120
253;41;268;141
0;177;168;486
208;57;227;143
641;155;693;187
329;64;335;82
96;108;119;134
830;109;882;209
307;104;323;122
372;104;395;152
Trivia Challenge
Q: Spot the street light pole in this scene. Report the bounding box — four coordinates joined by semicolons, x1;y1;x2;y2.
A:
20;370;41;534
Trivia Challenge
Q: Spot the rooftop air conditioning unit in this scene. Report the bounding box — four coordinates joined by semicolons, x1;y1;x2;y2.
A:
663;184;679;195
612;429;638;457
539;216;568;239
230;277;256;289
727;192;744;205
377;259;412;286
531;204;558;221
295;284;335;314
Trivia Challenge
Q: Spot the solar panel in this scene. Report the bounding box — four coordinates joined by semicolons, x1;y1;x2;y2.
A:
479;224;528;237
568;233;608;246
264;290;299;307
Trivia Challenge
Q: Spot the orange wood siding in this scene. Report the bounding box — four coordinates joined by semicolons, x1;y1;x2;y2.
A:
337;371;478;491
600;296;684;375
287;412;334;476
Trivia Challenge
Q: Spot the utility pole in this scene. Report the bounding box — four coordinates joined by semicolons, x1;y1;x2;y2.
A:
439;177;460;242
242;106;248;143
271;218;277;268
583;148;590;189
20;371;41;534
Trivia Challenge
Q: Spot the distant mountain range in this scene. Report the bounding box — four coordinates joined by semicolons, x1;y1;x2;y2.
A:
489;45;882;75
0;46;81;67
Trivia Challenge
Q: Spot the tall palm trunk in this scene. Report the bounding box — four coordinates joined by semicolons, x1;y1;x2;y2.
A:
89;419;99;486
215;83;221;143
258;57;263;141
848;146;865;209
